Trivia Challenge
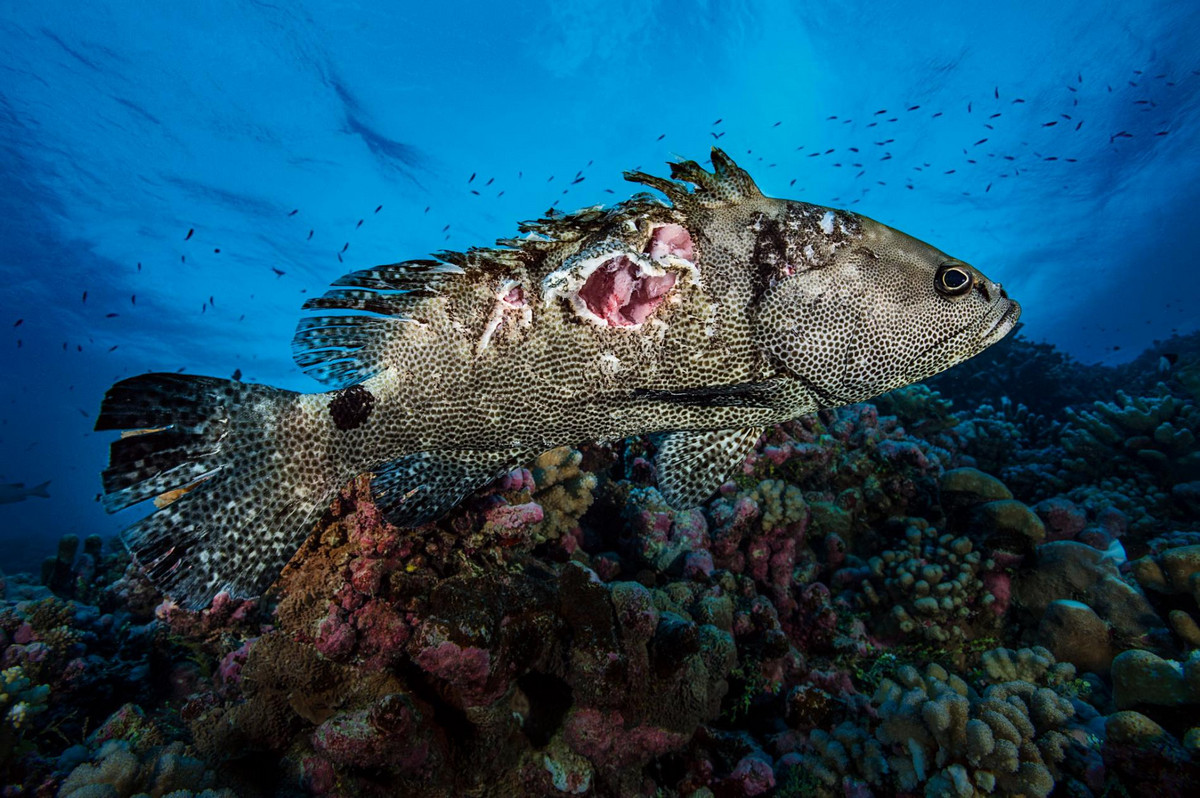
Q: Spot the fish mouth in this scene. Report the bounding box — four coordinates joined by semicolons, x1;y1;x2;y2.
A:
981;299;1021;345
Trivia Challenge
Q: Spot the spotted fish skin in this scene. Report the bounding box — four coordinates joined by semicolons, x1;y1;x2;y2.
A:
96;148;1019;607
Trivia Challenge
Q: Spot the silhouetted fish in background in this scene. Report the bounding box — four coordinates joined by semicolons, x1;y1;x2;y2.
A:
0;481;51;504
95;149;1020;607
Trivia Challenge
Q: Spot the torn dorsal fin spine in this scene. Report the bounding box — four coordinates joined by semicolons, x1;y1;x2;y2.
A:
626;147;761;209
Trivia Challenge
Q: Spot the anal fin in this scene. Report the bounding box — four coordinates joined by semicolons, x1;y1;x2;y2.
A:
655;427;763;509
370;448;531;527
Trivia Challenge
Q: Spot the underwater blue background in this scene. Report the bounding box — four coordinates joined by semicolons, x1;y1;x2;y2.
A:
1;0;1198;572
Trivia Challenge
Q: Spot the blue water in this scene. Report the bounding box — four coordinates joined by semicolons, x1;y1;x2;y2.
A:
1;0;1198;571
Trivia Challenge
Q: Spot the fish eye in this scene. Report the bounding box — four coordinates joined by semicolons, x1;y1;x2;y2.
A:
935;264;972;297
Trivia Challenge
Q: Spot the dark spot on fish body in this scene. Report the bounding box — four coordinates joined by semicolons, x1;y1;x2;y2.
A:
750;214;790;301
329;384;376;431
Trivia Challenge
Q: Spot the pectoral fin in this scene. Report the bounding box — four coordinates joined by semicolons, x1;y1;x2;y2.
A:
654;427;763;509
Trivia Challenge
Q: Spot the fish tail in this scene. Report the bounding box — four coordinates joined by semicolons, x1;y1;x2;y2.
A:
29;480;50;499
95;373;336;608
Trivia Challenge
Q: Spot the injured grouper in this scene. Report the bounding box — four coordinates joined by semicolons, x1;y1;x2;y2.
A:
96;148;1020;607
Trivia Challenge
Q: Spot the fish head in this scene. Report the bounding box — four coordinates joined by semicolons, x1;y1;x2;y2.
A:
752;203;1020;406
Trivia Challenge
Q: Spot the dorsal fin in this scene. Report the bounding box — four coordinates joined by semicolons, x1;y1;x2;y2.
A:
291;252;510;388
291;185;683;389
625;147;762;210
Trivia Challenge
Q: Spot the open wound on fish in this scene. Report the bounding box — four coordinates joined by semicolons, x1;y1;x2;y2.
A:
545;223;696;328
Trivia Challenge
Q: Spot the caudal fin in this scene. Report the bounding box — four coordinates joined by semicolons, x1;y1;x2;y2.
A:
29;480;51;499
95;373;334;608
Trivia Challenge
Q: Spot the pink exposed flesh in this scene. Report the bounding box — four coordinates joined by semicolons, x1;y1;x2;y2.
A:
646;223;694;262
577;255;678;327
502;285;525;306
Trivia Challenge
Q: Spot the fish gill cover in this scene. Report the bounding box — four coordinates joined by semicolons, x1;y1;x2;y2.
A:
1;1;1200;796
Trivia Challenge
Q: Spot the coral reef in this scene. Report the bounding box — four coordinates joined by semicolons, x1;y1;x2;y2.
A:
4;333;1200;794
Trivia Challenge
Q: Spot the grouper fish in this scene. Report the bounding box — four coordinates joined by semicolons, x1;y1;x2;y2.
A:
96;148;1020;608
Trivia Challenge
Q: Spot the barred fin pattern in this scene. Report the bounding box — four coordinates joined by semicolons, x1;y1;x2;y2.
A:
95;373;325;608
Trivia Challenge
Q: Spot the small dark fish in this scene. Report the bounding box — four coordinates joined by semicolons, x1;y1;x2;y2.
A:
272;267;285;277
907;105;920;111
713;118;722;125
341;242;349;253
985;183;992;192
967;102;972;113
288;209;299;216
307;229;314;240
874;109;887;115
657;134;666;140
994;87;998;99
468;172;476;183
1076;121;1083;131
131;295;136;305
1043;121;1058;127
425;206;431;213
932;112;944;118
181;255;186;263
442;224;450;232
337;252;343;263
232;368;242;381
108;345;118;352
214;248;220;254
106;313;119;318
202;304;206;314
13;319;21;327
375;205;383;213
1156;130;1169;136
137;263;142;272
989;113;1001;119
470;190;480;195
711;132;725;140
773;121;781;127
356;219;363;228
975;138;988;145
209;296;214;306
185;228;194;240
1012;98;1025;104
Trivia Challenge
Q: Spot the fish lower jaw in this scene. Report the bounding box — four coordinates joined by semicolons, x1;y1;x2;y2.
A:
982;300;1021;345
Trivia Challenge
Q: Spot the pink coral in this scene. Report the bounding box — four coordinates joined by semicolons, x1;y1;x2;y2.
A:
564;708;689;770
729;755;776;796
